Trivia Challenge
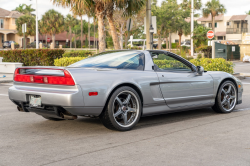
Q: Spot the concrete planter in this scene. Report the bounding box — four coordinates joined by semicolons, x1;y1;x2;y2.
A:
0;57;3;63
0;62;23;74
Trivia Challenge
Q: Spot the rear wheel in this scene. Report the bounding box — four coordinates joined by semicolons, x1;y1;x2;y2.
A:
42;116;64;121
212;81;237;113
100;86;142;131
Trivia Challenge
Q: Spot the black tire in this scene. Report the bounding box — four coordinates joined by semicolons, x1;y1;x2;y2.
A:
212;80;237;113
100;86;142;131
42;116;64;121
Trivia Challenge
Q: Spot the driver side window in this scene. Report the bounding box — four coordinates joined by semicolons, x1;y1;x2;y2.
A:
151;52;191;72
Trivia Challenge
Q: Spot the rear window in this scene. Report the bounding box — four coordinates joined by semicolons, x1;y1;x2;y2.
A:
69;51;145;70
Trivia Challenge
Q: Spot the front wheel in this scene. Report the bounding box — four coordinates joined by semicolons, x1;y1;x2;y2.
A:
212;81;237;113
100;86;142;131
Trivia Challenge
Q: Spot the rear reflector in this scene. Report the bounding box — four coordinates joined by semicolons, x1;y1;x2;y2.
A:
89;92;98;96
14;68;75;86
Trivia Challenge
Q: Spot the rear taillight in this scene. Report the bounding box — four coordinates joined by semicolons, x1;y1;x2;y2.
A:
14;68;75;86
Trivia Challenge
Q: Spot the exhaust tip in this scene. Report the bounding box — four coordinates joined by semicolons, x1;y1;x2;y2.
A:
60;112;77;120
17;106;25;112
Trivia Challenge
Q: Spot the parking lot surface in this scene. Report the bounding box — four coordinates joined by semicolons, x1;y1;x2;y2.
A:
0;78;250;166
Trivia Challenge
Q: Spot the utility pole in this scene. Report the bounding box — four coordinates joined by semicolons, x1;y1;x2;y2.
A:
146;0;151;50
191;0;194;56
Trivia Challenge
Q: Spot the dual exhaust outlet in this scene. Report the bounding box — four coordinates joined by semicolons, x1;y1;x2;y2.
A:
17;106;77;120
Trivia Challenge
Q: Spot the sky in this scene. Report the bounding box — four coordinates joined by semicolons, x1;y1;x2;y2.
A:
0;0;249;21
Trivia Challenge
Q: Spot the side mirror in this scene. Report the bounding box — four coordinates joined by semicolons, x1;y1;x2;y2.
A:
196;66;204;76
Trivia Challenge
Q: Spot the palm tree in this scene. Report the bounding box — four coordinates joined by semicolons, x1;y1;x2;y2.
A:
65;14;78;48
52;0;106;52
13;4;26;14
71;5;88;49
40;9;64;47
24;4;35;15
202;0;226;32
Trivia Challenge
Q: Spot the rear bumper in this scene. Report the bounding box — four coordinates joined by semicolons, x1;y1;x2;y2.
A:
8;85;103;116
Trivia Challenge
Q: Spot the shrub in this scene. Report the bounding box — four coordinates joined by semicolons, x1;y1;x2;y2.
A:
195;45;212;58
54;57;86;66
172;43;177;48
162;44;166;49
154;59;187;69
190;58;234;74
62;50;94;57
0;49;65;66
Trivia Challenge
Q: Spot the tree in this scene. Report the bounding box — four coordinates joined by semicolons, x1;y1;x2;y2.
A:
246;10;250;15
13;4;26;14
40;9;64;47
52;0;106;52
192;25;211;48
202;0;226;32
65;14;78;48
24;4;35;15
13;4;35;15
16;15;35;47
152;0;179;50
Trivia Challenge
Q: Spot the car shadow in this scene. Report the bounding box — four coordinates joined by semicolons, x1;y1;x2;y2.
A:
30;107;217;133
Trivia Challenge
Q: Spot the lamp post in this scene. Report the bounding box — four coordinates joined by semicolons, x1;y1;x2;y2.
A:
30;0;39;49
150;24;154;50
191;0;194;56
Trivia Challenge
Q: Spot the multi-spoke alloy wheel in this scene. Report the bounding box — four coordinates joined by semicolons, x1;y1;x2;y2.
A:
212;81;237;113
100;86;142;131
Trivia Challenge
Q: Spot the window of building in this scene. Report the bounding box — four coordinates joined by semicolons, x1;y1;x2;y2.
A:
215;22;218;28
217;36;224;40
56;41;59;46
209;23;212;28
175;39;179;43
227;22;230;26
0;19;4;29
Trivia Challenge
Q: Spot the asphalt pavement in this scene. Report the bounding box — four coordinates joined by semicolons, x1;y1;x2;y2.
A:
0;77;250;166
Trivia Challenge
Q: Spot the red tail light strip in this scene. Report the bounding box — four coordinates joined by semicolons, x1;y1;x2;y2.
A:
14;68;75;86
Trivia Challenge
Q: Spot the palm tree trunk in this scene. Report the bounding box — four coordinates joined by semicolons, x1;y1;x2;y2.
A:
178;33;182;47
45;34;47;46
158;36;162;50
212;16;215;32
107;9;121;50
97;13;105;52
81;16;83;49
70;27;72;49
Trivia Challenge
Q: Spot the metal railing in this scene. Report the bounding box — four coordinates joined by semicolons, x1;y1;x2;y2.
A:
226;28;248;34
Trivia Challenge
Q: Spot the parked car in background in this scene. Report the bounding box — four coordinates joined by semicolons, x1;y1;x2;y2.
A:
181;41;191;47
3;41;16;48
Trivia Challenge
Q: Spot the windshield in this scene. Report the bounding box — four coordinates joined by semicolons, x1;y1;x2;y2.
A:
69;51;145;70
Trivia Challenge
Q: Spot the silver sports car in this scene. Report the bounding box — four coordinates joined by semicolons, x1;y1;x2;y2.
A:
9;50;243;131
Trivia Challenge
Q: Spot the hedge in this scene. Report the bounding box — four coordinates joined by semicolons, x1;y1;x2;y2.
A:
54;57;234;74
62;50;94;57
190;58;234;74
0;49;65;66
54;57;86;66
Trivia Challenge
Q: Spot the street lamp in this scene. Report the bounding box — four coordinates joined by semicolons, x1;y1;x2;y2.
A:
30;0;38;49
150;24;154;50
